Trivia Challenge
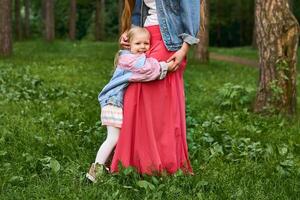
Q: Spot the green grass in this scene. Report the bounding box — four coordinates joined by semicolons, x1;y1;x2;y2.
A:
210;46;300;68
210;46;259;60
1;40;300;199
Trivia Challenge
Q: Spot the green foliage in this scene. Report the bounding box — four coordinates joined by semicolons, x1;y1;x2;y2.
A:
19;0;119;40
76;3;95;40
0;41;300;199
39;156;61;173
276;58;290;72
13;0;300;46
209;0;254;46
269;80;284;101
216;83;255;110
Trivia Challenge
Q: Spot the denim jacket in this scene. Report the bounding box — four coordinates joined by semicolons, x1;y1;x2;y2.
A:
98;50;168;108
132;0;200;51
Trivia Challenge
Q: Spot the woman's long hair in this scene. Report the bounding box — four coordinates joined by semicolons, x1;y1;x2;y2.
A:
121;0;135;33
114;0;135;69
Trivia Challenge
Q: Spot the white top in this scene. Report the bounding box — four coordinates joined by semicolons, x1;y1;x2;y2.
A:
143;0;159;27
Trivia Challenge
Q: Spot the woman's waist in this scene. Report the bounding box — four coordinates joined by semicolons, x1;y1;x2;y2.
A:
145;25;162;39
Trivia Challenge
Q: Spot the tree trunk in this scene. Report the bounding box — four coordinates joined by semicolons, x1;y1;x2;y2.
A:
95;0;105;41
43;0;55;42
216;0;221;46
118;0;123;34
238;0;244;45
288;0;293;11
24;0;31;38
69;0;77;40
195;0;209;63
0;0;13;57
251;1;257;48
14;0;22;40
254;0;300;115
252;26;257;48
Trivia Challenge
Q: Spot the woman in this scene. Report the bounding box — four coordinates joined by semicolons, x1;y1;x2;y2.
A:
110;0;200;174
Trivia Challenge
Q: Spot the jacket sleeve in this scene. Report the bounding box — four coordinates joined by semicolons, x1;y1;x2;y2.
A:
118;54;168;82
179;0;201;45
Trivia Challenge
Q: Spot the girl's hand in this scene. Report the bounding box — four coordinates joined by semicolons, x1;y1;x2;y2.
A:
167;42;190;71
119;31;130;49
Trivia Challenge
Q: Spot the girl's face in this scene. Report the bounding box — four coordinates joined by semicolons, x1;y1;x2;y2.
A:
130;33;150;54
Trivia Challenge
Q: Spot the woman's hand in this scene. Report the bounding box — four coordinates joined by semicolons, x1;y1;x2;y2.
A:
119;31;130;49
167;42;190;71
166;60;175;71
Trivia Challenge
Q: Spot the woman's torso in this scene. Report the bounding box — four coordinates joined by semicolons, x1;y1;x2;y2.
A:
143;0;159;27
131;0;200;51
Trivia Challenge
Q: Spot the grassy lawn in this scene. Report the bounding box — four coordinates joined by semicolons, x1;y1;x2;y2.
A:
1;40;300;199
210;46;300;68
210;46;259;60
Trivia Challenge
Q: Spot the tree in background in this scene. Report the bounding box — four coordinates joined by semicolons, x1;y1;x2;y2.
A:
14;0;22;40
289;0;293;11
210;0;255;47
0;0;13;57
118;0;123;34
215;0;221;46
43;0;55;42
252;0;257;48
195;0;209;63
69;0;77;40
95;0;105;41
254;0;300;115
76;1;94;40
24;0;31;39
1;0;299;46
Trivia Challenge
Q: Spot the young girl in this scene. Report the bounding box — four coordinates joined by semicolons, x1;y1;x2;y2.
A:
86;27;174;182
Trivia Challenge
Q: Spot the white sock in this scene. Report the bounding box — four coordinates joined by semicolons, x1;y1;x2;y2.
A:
95;126;120;165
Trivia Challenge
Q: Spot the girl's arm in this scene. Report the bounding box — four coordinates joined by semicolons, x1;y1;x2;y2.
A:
118;54;170;82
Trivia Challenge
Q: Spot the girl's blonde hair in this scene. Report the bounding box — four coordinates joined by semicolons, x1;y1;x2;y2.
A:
114;27;150;67
127;27;150;43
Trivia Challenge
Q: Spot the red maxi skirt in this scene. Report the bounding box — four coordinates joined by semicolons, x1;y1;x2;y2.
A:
110;25;193;174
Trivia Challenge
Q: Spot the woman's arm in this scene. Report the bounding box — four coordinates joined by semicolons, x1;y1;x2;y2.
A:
119;31;130;49
167;0;200;71
179;0;200;45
